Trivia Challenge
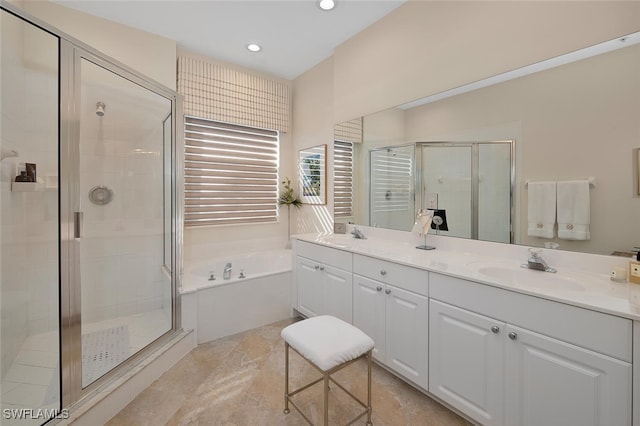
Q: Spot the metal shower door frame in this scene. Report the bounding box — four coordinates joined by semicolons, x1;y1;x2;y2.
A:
415;140;515;243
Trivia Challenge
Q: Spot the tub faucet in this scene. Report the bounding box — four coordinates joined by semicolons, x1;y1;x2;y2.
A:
523;248;556;273
223;262;232;280
351;227;367;240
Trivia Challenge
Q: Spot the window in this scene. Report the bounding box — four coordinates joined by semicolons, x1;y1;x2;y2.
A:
184;116;279;227
333;140;353;218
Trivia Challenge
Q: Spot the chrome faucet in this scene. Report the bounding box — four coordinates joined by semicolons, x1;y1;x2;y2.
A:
523;248;556;273
223;262;232;280
351;227;367;240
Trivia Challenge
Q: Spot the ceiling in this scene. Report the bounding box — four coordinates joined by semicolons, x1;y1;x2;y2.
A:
53;0;405;80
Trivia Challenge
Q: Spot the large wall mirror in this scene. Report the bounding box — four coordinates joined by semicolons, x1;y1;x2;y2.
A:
334;34;640;257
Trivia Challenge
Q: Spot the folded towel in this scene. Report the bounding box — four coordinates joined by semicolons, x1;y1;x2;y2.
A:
527;181;556;239
557;180;590;240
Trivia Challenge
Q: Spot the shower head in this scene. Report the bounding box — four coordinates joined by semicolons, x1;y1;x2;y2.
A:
96;101;106;117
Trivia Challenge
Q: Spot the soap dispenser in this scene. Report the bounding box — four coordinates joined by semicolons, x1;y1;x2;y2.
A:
630;252;640;285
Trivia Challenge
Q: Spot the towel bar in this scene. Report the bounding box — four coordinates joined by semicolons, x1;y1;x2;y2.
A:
525;177;596;188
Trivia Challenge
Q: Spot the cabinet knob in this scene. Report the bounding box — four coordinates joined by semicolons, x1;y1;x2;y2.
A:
508;332;518;340
376;286;383;292
385;289;391;295
319;266;325;271
314;265;320;270
491;326;500;334
380;270;387;276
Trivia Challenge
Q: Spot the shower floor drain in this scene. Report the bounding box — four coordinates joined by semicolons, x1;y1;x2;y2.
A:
82;325;130;386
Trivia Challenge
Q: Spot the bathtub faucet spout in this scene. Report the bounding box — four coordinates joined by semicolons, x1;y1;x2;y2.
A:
223;262;232;280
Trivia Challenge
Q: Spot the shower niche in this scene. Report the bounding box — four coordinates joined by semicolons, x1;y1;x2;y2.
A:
1;5;180;421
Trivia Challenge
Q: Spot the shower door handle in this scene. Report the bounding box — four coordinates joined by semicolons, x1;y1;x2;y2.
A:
74;211;83;239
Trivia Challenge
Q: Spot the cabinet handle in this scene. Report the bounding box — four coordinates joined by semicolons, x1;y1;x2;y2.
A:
385;289;391;295
319;266;325;271
380;270;387;276
314;265;320;270
491;326;500;334
508;332;518;340
376;286;383;292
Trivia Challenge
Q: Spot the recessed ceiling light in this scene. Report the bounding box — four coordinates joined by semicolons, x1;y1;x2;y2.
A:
247;43;261;52
318;0;335;11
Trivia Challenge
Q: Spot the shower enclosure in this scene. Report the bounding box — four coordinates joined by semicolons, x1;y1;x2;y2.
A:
1;5;180;423
417;141;514;243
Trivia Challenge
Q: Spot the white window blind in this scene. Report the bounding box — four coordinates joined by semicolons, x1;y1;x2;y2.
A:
334;140;354;218
184;116;279;227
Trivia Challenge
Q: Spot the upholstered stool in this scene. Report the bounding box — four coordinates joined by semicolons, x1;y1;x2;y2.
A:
281;315;375;426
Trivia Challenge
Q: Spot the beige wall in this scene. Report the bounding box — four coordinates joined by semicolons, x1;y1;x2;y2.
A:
333;1;640;123
292;57;335;234
17;0;176;90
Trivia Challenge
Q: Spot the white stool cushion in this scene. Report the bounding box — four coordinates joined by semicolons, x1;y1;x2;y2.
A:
281;315;375;372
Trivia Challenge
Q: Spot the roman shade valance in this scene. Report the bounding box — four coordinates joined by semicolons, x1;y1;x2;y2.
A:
178;56;290;133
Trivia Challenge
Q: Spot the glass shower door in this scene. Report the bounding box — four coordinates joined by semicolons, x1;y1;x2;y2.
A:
421;145;473;238
76;56;172;388
1;9;61;424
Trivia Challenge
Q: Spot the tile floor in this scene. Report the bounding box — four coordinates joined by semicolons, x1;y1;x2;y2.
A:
108;318;472;426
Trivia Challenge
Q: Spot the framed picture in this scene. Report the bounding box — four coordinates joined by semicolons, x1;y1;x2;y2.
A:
299;144;326;204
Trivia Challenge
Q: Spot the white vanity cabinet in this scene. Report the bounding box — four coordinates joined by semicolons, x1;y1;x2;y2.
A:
294;241;353;323
352;254;429;390
429;273;632;426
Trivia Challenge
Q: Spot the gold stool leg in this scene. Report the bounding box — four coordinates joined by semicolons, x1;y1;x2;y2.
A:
366;350;373;426
284;342;290;415
324;372;330;426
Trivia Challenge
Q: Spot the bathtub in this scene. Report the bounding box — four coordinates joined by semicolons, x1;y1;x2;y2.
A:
181;249;292;344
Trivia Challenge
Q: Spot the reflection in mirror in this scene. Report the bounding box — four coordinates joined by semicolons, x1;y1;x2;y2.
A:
334;36;640;256
418;141;513;243
370;145;415;230
299;144;327;205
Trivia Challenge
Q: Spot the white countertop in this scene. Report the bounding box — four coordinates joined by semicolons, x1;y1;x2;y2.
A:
293;230;640;322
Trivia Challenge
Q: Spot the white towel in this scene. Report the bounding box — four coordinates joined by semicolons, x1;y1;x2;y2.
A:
527;181;556;239
557;180;590;240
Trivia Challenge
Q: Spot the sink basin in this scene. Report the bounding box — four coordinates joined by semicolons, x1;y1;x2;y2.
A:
468;261;585;291
318;234;356;247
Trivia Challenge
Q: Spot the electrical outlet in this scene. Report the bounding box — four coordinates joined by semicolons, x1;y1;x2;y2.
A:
631;263;640;278
425;193;438;210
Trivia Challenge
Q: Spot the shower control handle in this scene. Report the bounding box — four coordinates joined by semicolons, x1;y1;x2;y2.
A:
74;211;83;239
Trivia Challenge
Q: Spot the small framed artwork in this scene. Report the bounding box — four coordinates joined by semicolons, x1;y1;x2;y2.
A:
298;144;326;204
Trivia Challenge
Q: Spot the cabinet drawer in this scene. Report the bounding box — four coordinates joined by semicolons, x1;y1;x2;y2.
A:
429;272;632;362
295;240;352;271
354;254;428;296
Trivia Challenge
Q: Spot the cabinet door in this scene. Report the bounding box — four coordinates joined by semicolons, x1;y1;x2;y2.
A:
505;325;632;426
429;300;504;426
385;285;429;390
353;275;386;361
322;265;353;323
296;256;322;318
